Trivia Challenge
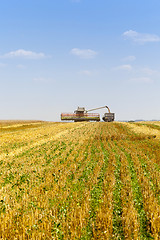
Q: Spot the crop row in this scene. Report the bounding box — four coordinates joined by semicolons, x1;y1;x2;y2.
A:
0;122;159;239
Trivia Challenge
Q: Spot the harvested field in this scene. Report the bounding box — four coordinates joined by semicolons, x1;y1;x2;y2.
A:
0;121;159;239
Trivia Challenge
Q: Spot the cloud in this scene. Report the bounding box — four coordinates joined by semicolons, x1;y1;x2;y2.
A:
1;49;46;59
0;63;6;67
33;77;54;83
123;30;160;43
130;77;153;83
141;67;159;76
79;70;92;76
113;64;132;71
70;48;97;59
17;64;26;69
122;55;136;62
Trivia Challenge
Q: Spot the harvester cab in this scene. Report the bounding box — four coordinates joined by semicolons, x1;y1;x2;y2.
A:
74;107;86;114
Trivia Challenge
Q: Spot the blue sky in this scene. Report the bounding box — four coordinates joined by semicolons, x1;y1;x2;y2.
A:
0;0;160;121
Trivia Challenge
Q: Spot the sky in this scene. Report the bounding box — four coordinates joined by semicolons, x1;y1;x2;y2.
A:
0;0;160;121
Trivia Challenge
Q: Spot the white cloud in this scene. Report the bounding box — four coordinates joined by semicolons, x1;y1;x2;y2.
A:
33;77;54;83
17;64;26;69
1;49;46;59
71;48;97;59
79;70;92;76
113;64;132;71
130;77;153;83
141;67;159;76
122;55;136;62
123;30;160;43
0;63;6;67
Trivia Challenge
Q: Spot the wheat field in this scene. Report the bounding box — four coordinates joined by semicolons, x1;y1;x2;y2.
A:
0;120;159;239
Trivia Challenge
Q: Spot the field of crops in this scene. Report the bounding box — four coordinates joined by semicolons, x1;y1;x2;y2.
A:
0;120;159;239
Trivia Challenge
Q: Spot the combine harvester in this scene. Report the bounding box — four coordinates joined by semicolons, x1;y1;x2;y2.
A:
61;106;115;122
